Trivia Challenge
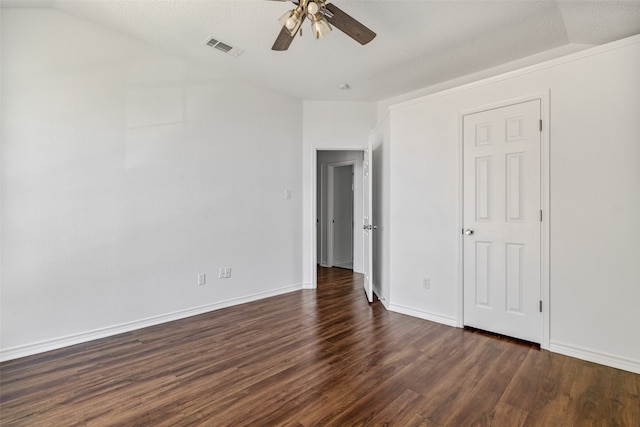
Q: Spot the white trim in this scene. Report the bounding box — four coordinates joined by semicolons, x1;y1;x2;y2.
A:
327;160;356;270
458;92;551;349
549;341;640;375
456;108;464;329
540;91;551;351
327;164;335;267
390;35;640;113
327;161;357;168
388;303;458;327
333;261;354;269
311;148;318;287
317;163;325;267
0;284;303;362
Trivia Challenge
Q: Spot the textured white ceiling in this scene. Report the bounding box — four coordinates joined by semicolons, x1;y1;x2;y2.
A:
4;0;640;101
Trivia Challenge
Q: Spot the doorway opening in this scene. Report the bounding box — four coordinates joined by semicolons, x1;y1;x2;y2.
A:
316;150;364;274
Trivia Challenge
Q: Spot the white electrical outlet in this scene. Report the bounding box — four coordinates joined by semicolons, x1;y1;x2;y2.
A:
198;273;206;286
423;278;430;289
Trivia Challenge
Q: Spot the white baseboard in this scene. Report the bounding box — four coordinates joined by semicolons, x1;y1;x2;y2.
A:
388;303;458;327
549;340;640;374
0;284;303;362
333;260;353;269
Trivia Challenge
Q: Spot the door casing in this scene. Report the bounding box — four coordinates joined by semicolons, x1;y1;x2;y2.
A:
311;148;365;288
327;161;355;268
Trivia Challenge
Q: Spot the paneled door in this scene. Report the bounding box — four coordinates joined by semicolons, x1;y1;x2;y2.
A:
463;99;542;343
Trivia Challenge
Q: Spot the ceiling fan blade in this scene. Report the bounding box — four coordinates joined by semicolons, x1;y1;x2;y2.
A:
272;26;296;51
324;3;376;45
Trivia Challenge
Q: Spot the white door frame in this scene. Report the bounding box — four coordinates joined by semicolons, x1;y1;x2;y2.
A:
317;164;324;266
327;161;356;268
310;147;365;288
458;91;551;350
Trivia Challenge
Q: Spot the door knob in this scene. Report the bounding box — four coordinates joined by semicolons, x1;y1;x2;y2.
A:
464;228;474;235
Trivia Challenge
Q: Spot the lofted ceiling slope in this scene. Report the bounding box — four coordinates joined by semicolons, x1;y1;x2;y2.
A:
2;0;640;101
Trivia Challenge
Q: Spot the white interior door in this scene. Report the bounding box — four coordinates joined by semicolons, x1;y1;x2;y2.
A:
363;143;374;302
463;99;542;343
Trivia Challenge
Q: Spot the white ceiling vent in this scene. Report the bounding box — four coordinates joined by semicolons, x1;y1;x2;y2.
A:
204;37;244;58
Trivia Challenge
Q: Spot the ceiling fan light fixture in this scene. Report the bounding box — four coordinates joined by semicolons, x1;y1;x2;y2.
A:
279;8;303;36
307;1;319;15
310;14;332;39
278;10;291;26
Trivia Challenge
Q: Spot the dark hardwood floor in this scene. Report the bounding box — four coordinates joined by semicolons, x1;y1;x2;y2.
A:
1;267;638;426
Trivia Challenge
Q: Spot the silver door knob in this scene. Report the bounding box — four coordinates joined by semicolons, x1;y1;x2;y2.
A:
464;228;474;235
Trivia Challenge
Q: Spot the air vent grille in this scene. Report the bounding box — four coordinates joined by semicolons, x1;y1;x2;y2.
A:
214;42;232;53
204;37;244;58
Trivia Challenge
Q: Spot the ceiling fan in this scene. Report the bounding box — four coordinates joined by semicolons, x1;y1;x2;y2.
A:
270;0;376;51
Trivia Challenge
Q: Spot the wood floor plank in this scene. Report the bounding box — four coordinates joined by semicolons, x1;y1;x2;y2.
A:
1;267;638;426
489;401;529;427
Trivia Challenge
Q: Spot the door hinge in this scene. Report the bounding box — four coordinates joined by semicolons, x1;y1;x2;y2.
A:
539;300;543;312
540;209;543;222
539;119;543;132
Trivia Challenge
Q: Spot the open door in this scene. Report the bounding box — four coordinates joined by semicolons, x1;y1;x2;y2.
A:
362;142;374;302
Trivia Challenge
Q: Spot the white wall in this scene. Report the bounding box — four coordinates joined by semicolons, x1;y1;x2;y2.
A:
377;43;594;121
1;9;303;359
385;36;640;373
316;150;363;271
302;101;377;286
